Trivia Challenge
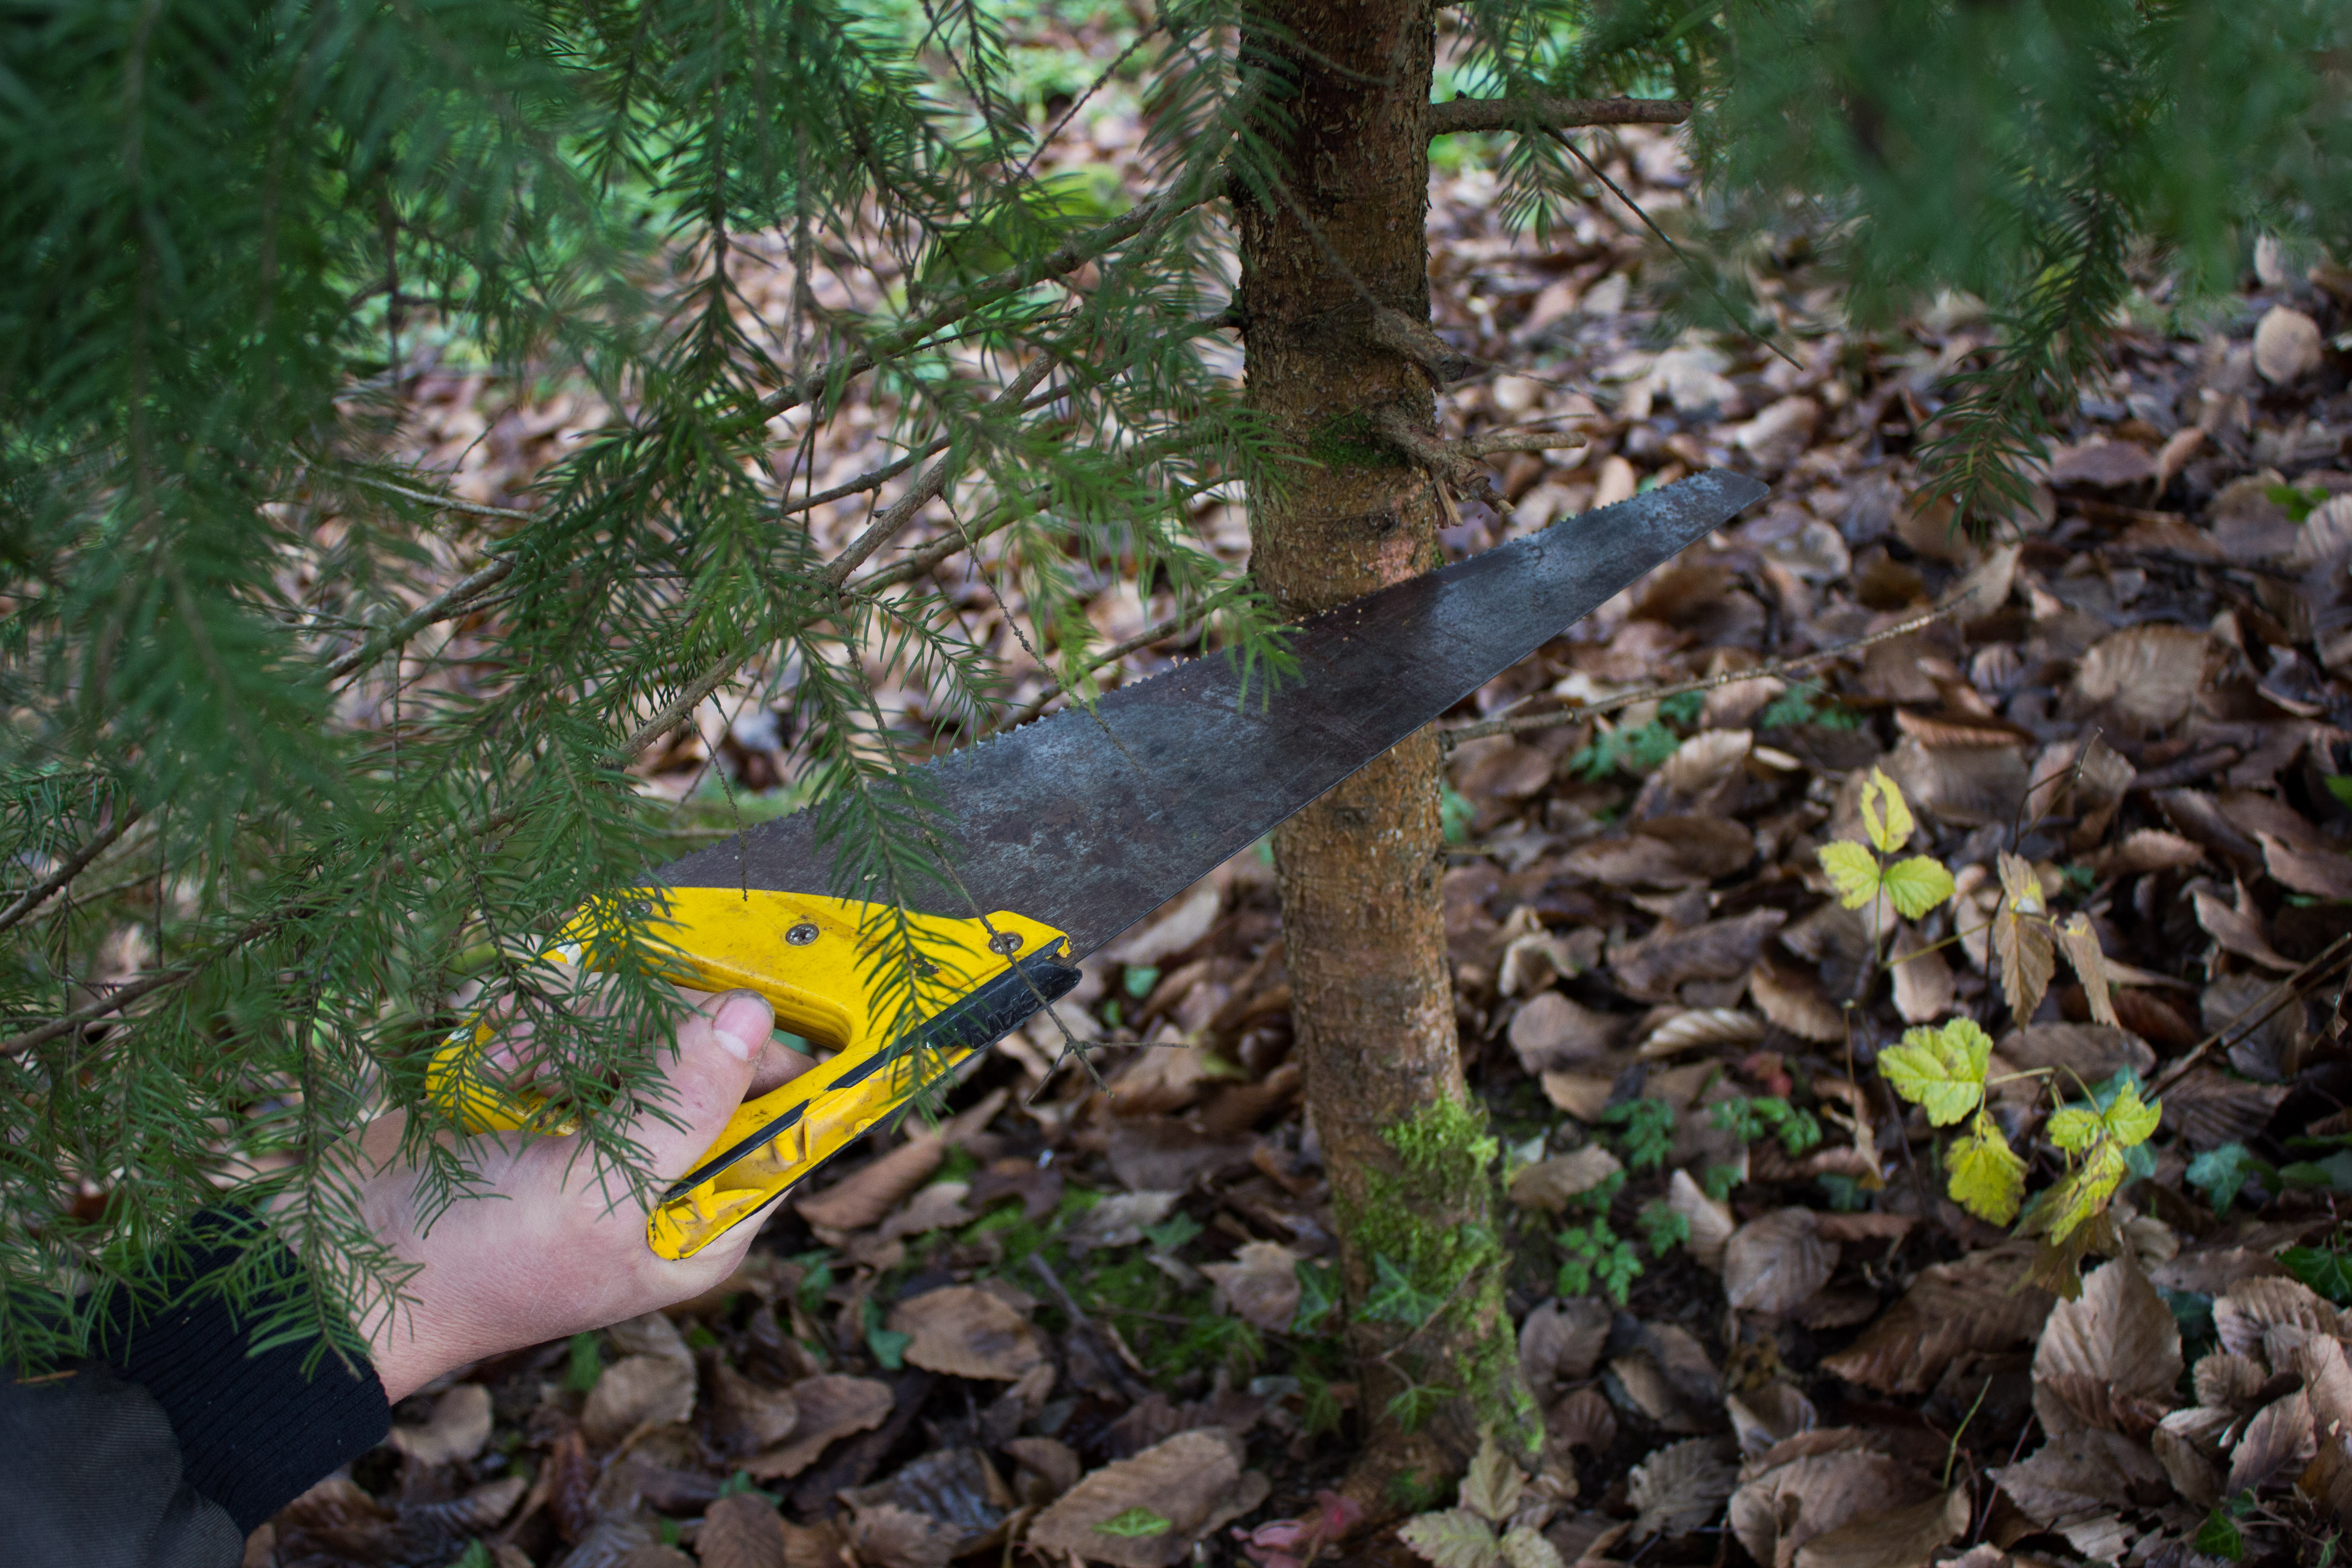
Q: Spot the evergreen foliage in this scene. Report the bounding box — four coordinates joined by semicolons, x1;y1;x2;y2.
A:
2;0;2347;1370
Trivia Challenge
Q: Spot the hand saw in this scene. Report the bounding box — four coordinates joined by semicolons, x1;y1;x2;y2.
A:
429;469;1767;1258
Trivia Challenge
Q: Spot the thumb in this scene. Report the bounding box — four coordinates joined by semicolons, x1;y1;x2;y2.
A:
635;989;772;1180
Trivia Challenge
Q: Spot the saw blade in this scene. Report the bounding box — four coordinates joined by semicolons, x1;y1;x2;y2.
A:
661;468;1767;954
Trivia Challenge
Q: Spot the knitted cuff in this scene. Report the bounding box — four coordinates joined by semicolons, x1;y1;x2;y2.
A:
95;1207;391;1534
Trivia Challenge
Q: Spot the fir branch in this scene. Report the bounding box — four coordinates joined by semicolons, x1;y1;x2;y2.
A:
0;805;143;939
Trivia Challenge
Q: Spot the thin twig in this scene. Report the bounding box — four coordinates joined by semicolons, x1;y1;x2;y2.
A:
1438;598;1965;750
341;473;534;522
988;584;1245;735
1428;95;1690;137
2147;934;2352;1100
0;807;143;939
323;556;515;684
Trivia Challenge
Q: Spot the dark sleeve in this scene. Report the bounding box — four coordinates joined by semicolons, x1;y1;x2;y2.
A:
0;1206;393;1565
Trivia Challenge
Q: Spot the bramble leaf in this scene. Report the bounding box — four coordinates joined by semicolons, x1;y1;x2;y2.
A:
1881;856;1955;919
1880;1018;1992;1126
1859;767;1916;854
1398;1509;1502;1568
1948;1111;2027;1225
2040;1140;2130;1244
1818;840;1881;908
1459;1430;1524;1523
2103;1080;2161;1147
2186;1143;2269;1213
2047;1104;2102;1152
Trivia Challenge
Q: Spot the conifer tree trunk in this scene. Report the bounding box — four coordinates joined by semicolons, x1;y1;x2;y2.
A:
1234;0;1528;1487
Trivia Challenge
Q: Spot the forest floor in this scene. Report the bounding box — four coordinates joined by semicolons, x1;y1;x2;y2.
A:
250;20;2352;1568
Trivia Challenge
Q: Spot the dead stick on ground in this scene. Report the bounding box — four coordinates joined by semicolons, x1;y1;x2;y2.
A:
1438;596;1969;751
2147;933;2352;1100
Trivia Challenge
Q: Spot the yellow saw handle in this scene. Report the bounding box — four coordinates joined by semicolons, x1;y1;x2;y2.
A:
426;887;1075;1259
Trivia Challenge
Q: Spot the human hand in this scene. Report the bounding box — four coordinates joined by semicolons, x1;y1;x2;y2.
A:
319;988;806;1403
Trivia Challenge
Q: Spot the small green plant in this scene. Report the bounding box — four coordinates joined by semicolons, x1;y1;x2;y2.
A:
1710;1096;1824;1156
1657;691;1705;726
1759;684;1861;730
1637;1198;1689;1257
1816;768;1957;923
1557;1217;1642;1303
1568;718;1682;780
1294;1258;1340;1333
2266;482;2334;523
1441;784;1476;844
2186;1142;2275;1213
1600;1098;1676;1170
2281;1244;2352;1305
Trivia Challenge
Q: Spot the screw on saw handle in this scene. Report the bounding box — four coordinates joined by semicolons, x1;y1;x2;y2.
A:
424;888;1077;1259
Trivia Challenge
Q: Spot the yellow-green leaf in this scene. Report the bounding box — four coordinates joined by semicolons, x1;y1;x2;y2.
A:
1818;841;1882;910
2047;1105;2102;1152
1948;1112;2027;1225
1879;1018;1992;1125
1859;768;1916;855
2039;1141;2128;1245
1881;856;1956;919
2103;1081;2161;1148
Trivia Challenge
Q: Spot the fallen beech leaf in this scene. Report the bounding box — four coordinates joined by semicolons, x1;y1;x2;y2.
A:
1627;1438;1736;1539
1729;1449;1921;1568
1659;730;1754;799
583;1354;697;1449
743;1375;894;1480
1610;909;1788;1000
1882;737;2028;827
1200;1240;1303;1332
1545;1388;1617;1456
1508;1147;1624;1211
1991;853;2057;1020
1823;1248;2053;1393
796;1134;945;1231
2160;1068;2289;1150
1064;1191;1182;1251
1992;1427;2171;1527
780;1518;848;1568
699;1491;788;1568
389;1382;493;1466
1106;882;1220;967
843;1447;1012;1553
1639;1008;1766;1058
1748;957;1845;1043
1997;1024;2154;1085
1539;1070;1615;1122
1520;1296;1612;1391
889;1286;1044;1381
2088;828;2204;876
2227;1389;2315;1495
2215;1276;2345;1357
2260;832;2352;901
1024;1429;1269;1568
2254;304;2325;384
1790;1488;1969;1568
1724;1209;1839;1315
1726;1383;1818;1457
1888;924;1953;1024
2031;1255;2181;1438
2071;625;2210;735
708;1362;800;1457
2191;881;2297;971
1004;1436;1084;1504
2048;439;2156;489
1667;1168;1735;1271
877;1181;975;1244
1508;992;1626;1073
849;1501;960;1568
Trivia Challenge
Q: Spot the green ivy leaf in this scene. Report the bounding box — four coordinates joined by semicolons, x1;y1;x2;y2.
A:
2281;1246;2352;1305
1362;1254;1446;1326
2185;1143;2271;1214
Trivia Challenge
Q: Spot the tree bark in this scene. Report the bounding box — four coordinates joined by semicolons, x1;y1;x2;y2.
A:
1233;0;1530;1491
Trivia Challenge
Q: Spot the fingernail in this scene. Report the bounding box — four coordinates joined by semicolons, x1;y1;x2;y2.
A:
710;991;771;1063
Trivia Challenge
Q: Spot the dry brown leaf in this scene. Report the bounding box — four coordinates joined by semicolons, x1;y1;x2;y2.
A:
389;1382;493;1467
1667;1168;1735;1271
2255;304;2325;384
1992;1427;2171;1528
2049;439;2156;489
1539;1070;1615;1122
780;1518;849;1568
1726;1383;1818;1457
1064;1191;1182;1251
1990;853;2057;1020
1724;1209;1838;1316
1729;1450;1921;1568
849;1502;960;1568
1509;992;1627;1073
843;1448;1013;1554
1499;926;1591;998
2192;880;2297;971
743;1375;894;1480
889;1287;1044;1381
1748;958;1845;1043
1521;1296;1612;1391
2031;1255;2181;1439
2071;625;2210;735
698;1492;787;1568
708;1362;801;1458
583;1354;697;1449
1023;1429;1269;1568
1105;881;1220;967
796;1134;945;1231
1997;1023;2155;1086
2260;832;2352;901
1823;1248;2053;1394
1563;815;1753;888
1610;909;1788;1000
2087;828;2204;877
2159;1069;2290;1150
2056;916;2117;1028
1200;1241;1303;1332
1509;1147;1625;1211
1639;1008;1766;1058
1882;736;2028;827
877;1181;975;1244
1659;730;1754;799
1005;1436;1084;1505
2215;1277;2345;1358
1627;1439;1737;1539
1545;1388;1617;1458
1888;924;1953;1024
1791;1487;1970;1568
2228;1390;2317;1494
